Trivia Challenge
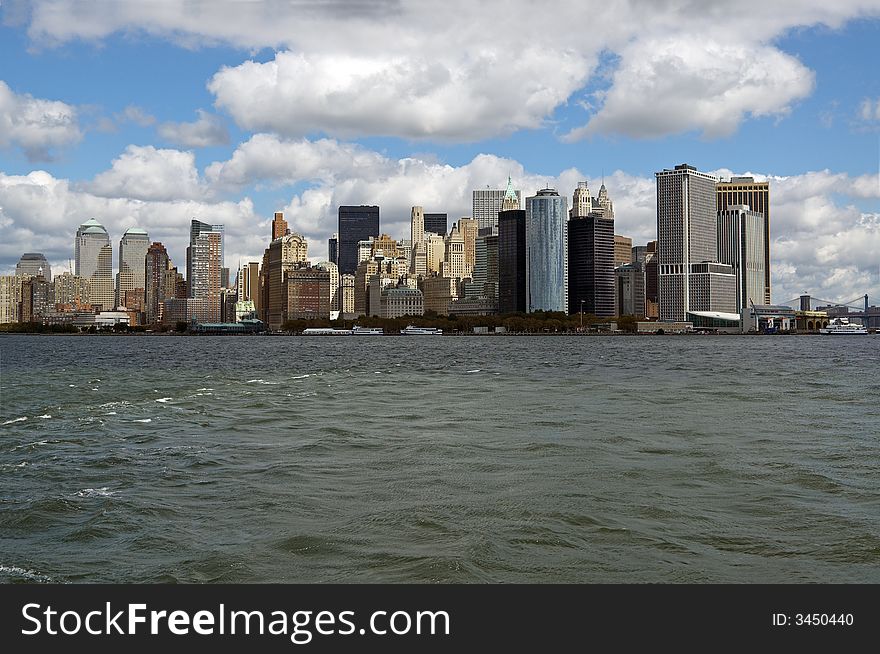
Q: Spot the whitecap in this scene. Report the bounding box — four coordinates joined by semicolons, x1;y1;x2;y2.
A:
246;379;264;383
133;418;152;423
292;374;310;379
0;565;54;582
75;487;116;498
466;369;481;373
2;417;27;425
155;398;172;403
37;414;52;419
197;388;214;391
105;411;117;415
68;384;76;387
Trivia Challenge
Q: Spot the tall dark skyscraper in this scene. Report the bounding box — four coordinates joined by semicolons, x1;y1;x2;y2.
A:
423;213;447;236
498;209;526;314
337;205;379;275
568;214;615;317
328;233;338;265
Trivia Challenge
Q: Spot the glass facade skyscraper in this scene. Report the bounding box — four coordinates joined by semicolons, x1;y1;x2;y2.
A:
525;189;568;313
338;206;379;275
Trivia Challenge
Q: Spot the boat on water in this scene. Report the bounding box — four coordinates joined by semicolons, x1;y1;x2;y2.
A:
350;326;384;335
400;325;443;335
818;317;868;335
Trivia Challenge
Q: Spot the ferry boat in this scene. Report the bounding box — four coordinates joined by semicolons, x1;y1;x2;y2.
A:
350;326;384;335
818;317;868;335
400;325;443;335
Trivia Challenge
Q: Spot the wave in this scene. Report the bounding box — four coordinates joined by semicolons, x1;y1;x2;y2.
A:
2;417;28;425
0;564;55;583
74;487;117;498
133;418;152;423
155;398;172;403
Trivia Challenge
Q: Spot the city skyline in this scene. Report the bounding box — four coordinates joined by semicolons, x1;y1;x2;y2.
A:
0;3;878;305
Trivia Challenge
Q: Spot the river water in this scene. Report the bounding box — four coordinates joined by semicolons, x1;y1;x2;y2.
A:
1;334;878;583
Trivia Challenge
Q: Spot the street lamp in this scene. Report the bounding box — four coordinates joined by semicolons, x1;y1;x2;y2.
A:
580;299;585;331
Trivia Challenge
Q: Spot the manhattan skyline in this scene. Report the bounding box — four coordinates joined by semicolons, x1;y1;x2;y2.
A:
0;2;878;306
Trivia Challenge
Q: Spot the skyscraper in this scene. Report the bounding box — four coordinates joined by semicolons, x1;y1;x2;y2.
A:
15;253;51;281
456;218;478;275
187;219;224;322
328;233;338;266
271;212;289;240
717;177;771;304
717;205;766;313
423;213;447;236
498;210;526;313
90;243;115;311
473;178;522;230
411;206;425;246
117;227;149;307
75;218;110;278
613;235;633;267
338;205;379;275
145;242;170;324
571;181;593;217
568;213;615;317
655;164;720;321
525;188;568;313
260;232;309;329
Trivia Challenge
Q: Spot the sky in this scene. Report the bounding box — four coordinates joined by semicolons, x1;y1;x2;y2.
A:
0;0;879;307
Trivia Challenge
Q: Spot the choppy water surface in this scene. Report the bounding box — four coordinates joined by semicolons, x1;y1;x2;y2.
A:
1;334;878;583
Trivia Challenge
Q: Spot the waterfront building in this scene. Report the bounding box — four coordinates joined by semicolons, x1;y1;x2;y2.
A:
474;180;522;231
162;298;211;325
422;275;459;315
187;220;224;322
0;275;30;323
613;235;632;267
568;213;615;317
655;164;719;321
16;253;51;281
260;232;309;330
448;296;498;316
525;188;568;313
424;213;447;236
339;274;355;316
116;227;149;307
234;300;257;322
615;262;646;317
688;262;737;313
644;240;659;319
20;275;54;322
146;242;174;323
717;204;766;314
338;205;379;275
381;285;424;318
53;272;91;309
285;266;331;320
75;218;110;278
717;176;771;304
314;261;340;312
90;244;115;311
498;209;527;314
271;211;289;240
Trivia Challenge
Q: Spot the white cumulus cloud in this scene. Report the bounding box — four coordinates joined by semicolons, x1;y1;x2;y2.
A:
86;145;206;201
157;109;229;148
0;80;81;160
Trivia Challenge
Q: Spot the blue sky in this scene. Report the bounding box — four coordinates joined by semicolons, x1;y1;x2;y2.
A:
0;1;878;304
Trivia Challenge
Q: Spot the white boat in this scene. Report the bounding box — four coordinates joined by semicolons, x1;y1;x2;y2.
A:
818;317;868;335
400;325;443;335
350;326;384;335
